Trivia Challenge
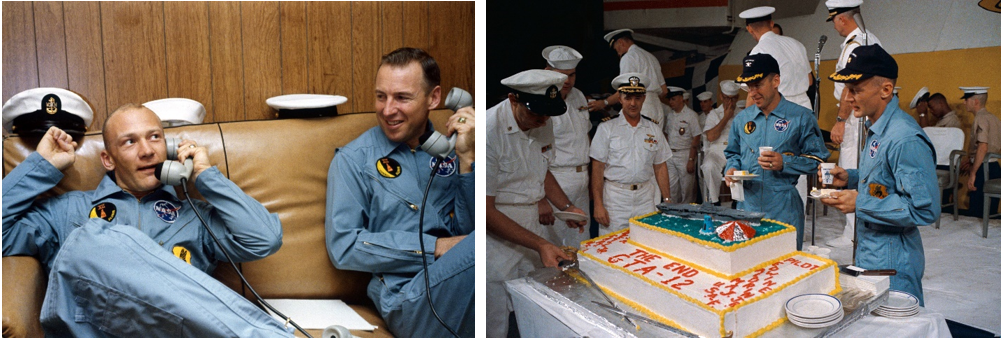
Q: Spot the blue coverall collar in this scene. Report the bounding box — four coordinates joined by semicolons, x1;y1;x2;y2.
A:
751;95;791;119
372;120;436;157
867;95;901;137
91;171;178;203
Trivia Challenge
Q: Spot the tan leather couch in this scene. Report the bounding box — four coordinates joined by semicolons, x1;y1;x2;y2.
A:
2;110;454;338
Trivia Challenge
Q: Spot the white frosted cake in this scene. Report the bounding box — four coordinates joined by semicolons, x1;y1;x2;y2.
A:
578;212;840;338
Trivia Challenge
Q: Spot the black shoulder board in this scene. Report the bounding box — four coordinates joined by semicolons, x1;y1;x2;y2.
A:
601;114;620;122
640;115;653;121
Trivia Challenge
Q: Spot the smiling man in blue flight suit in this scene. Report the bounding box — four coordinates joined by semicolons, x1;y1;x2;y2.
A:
325;47;475;338
725;53;830;251
2;98;289;337
819;45;937;305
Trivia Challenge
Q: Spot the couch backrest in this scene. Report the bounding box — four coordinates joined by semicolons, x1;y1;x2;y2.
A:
2;110;455;303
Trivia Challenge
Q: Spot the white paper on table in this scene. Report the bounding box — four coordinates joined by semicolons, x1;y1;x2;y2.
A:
264;299;377;331
730;181;745;201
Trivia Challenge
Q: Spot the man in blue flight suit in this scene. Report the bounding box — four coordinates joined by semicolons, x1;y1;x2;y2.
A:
819;45;937;304
2;99;289;337
725;53;829;251
325;47;475;337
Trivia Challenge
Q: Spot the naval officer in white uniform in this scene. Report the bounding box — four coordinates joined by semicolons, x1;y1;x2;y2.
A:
824;0;882;247
486;69;588;337
588;29;669;130
590;73;672;236
538;45;592;247
663;86;701;204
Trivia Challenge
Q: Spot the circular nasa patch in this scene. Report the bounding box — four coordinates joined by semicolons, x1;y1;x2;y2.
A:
869;140;880;158
376;157;402;178
89;202;116;222
774;119;790;132
431;156;457;177
154;200;180;223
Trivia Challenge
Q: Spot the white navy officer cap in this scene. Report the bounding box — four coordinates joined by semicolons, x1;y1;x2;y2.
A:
604;29;634;48
959;86;990;100
611;73;648;95
893;87;901;95
825;0;862;22
736;100;747;109
683;91;691;101
719;80;740;96
667;86;686;98
909;86;930;109
143;98;207;127
2;87;93;141
739;6;775;25
542;45;583;70
266;94;347;119
697;91;713;101
502;69;568;116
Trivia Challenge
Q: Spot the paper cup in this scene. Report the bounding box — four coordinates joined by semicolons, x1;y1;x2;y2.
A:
821;163;836;185
759;146;773;156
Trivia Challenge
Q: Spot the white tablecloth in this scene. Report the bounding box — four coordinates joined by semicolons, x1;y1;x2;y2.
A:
505;273;951;338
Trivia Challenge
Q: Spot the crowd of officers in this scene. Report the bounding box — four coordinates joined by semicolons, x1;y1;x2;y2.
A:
485;0;1000;336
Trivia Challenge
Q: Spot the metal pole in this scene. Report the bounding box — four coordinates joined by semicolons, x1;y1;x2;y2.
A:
851;13;869;264
811;35;826;246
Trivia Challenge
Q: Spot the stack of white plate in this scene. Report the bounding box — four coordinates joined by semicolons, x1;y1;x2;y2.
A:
874;290;920;318
785;294;844;328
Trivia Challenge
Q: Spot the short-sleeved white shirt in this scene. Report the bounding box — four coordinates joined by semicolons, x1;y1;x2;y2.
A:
590;113;672;184
702;105;734;151
834;28;882;101
549;87;592;168
750;32;811;99
486;99;555;204
664;106;701;150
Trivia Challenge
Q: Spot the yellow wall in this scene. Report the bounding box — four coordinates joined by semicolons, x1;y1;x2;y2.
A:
720;46;1002;212
720;46;1002;129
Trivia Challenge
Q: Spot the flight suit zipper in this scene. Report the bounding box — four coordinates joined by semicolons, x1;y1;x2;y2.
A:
366;174;419;211
361;241;424;255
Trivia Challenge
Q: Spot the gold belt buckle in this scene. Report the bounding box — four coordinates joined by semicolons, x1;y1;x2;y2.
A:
630;184;639;190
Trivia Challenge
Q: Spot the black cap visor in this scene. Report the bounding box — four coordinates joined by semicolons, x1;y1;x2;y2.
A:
520;93;567;116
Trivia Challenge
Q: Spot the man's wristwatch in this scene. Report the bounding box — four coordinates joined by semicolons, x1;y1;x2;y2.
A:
835;116;846;122
603;99;609;106
662;197;671;202
561;203;573;211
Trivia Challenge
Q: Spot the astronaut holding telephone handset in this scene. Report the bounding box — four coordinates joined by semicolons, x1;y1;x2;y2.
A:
325;47;475;338
1;94;290;337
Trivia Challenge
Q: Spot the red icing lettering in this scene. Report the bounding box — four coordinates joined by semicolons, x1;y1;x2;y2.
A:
670;279;694;290
661;276;681;285
609;254;630;264
634;266;656;275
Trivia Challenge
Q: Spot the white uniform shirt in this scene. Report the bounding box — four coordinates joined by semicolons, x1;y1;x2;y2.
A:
486;99;554;205
702;105;733;152
620;45;666;94
550;87;592;168
664;106;701;150
834;28;882;101
697;111;708;130
590;113;672;184
750;32;811;99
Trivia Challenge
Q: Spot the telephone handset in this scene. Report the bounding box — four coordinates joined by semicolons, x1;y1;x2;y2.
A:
419;87;472;159
156;137;194;186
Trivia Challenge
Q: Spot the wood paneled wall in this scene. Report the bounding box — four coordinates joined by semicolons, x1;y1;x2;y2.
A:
2;1;474;130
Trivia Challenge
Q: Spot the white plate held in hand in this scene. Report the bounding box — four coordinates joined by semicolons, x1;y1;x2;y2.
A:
554;211;588;222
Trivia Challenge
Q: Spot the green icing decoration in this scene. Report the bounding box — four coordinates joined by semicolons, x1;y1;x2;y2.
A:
636;214;789;246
